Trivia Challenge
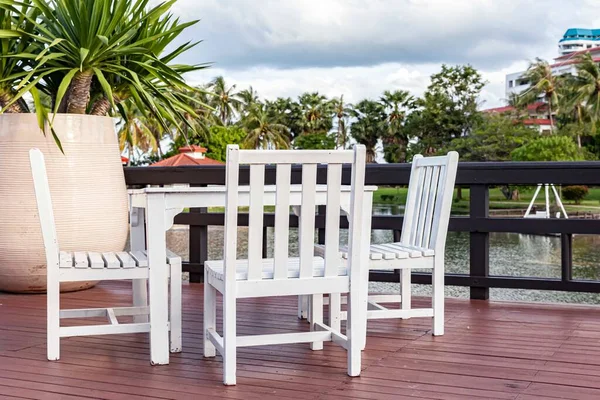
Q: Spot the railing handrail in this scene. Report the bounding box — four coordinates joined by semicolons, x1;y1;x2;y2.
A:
125;161;600;186
124;161;600;299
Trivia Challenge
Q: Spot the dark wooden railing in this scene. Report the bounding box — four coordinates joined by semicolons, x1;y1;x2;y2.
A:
125;162;600;300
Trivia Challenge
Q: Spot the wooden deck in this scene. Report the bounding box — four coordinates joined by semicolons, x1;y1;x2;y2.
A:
1;282;600;400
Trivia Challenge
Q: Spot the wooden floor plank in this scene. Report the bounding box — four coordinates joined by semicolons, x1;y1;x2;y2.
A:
1;281;600;399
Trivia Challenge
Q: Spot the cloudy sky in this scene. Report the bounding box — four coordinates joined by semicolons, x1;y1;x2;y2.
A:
170;0;600;109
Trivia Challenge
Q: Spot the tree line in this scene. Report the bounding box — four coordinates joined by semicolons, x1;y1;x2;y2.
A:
124;58;600;165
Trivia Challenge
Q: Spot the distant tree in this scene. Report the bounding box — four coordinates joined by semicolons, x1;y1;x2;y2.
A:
294;133;336;150
208;76;242;125
444;114;537;161
511;136;589;161
206;125;246;162
427;64;485;138
380;89;415;163
351;99;387;163
298;92;333;136
519;58;563;131
236;86;259;119
175;86;217;144
568;53;600;139
117;102;160;165
242;103;290;149
266;97;304;139
331;95;352;149
406;65;485;155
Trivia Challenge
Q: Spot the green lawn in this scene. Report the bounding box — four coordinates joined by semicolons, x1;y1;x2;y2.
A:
374;186;600;214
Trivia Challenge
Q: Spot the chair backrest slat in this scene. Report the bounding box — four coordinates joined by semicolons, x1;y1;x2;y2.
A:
429;154;459;251
422;165;441;248
29;149;60;269
299;163;317;279
401;152;459;252
400;154;422;247
324;164;342;277
226;145;365;283
247;164;265;280
414;166;432;248
273;163;291;280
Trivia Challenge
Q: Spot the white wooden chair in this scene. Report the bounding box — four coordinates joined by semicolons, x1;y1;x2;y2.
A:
313;152;458;337
203;144;367;385
29;148;182;363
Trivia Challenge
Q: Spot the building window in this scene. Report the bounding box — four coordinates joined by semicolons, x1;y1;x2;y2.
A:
588;45;592;48
509;80;514;88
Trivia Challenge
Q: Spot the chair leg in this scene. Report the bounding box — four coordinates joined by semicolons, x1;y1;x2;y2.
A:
328;293;341;332
132;279;149;323
203;268;216;358
432;258;444;336
346;291;362;377
310;294;324;351
47;275;60;361
223;292;237;385
298;295;309;320
401;269;411;319
169;260;182;353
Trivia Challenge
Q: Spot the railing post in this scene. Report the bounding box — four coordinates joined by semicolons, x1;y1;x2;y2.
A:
469;185;489;300
561;233;573;282
189;185;208;283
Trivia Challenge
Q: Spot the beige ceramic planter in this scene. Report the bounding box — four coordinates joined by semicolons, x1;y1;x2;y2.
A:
0;114;128;293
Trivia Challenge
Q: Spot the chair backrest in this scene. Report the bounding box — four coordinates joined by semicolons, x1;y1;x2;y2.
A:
400;152;459;252
224;145;366;282
29;148;60;269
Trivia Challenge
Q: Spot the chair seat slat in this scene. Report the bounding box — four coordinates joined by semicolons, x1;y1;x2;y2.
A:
129;251;148;268
116;252;136;268
59;252;73;268
73;252;88;269
87;252;104;269
102;252;121;269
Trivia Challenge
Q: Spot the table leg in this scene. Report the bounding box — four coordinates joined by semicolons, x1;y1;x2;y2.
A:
359;193;373;350
130;206;148;324
146;194;169;365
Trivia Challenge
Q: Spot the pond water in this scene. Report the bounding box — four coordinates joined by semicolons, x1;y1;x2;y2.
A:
167;204;600;305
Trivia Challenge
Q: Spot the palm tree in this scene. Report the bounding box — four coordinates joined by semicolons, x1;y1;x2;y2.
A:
242;104;290;150
520;58;563;131
208;76;241;125
117;102;160;165
351;99;386;163
331;95;352;149
174;86;218;144
559;75;589;148
570;53;600;135
298;92;333;135
380;90;414;162
236;86;259;118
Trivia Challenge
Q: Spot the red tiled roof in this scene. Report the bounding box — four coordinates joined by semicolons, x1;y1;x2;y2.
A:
483;102;547;114
522;119;552;125
151;153;224;167
550;57;600;68
554;46;600;61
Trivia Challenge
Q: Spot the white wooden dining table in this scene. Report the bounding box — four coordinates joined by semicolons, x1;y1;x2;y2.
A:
127;184;376;365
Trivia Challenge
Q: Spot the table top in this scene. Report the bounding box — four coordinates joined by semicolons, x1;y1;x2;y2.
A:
128;184;378;195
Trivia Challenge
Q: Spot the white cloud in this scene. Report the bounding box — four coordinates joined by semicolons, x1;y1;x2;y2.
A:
172;0;600;108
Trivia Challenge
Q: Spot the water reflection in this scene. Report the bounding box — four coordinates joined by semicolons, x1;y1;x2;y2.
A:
167;204;600;305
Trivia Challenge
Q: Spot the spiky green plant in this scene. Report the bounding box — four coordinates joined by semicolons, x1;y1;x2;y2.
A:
0;0;209;145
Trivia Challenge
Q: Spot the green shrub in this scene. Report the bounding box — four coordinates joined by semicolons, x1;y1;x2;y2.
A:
562;186;589;205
